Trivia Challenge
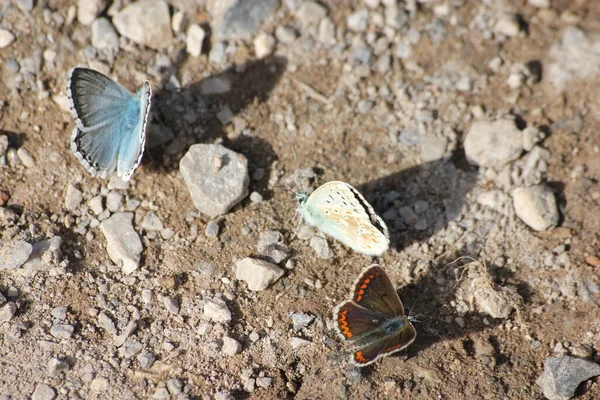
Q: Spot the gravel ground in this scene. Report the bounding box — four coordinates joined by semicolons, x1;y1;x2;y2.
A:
2;0;600;399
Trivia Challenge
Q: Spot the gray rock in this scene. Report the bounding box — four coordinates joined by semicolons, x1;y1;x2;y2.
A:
88;195;104;215
141;212;163;231
137;351;156;369
203;298;232;322
166;379;183;395
291;313;314;331
0;29;16;48
456;76;473;92
100;213;143;275
464;119;523;168
512;185;559;231
77;0;108;25
398;206;419;225
257;377;273;388
15;0;35;13
536;356;600;400
113;0;173;50
257;231;290;264
105;192;123;212
51;306;68;321
180;144;249;218
347;9;369;32
91;18;119;52
309;236;333;259
290;337;311;350
31;384;56;400
477;190;510;215
22;236;62;274
235;258;284;291
64;184;83;211
420;135;448;162
295;1;327;26
16;148;35;167
222;336;242;356
209;41;227;64
98;311;116;333
205;221;220;238
318;18;336;46
385;4;409;29
50;323;74;339
162;296;179;314
186;24;206;57
119;341;144;358
199;76;232;95
217;107;234;125
0;302;17;323
217;0;280;40
0;240;33;270
48;358;69;376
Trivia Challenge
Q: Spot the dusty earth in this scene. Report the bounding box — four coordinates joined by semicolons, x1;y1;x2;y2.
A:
1;0;600;399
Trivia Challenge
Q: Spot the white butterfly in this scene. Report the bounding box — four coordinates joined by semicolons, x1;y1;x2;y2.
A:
297;181;390;256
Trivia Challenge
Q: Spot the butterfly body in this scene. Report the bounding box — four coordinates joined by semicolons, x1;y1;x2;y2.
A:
334;265;416;366
297;181;389;256
67;67;152;181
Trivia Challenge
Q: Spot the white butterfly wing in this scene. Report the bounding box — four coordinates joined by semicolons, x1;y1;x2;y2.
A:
67;67;151;181
300;181;390;256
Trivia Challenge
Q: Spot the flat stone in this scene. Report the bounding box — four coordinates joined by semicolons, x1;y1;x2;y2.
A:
21;236;63;274
309;236;333;259
17;148;35;168
0;29;15;49
347;9;369;32
88;195;104;215
31;383;56;400
235;258;284;291
77;0;108;25
100;213;143;274
91;18;119;52
203;298;232;322
291;313;315;332
420;135;448;162
137;351;156;369
529;0;550;7
162;296;179;314
0;302;17;323
51;306;68;321
113;0;173;50
205;221;220;238
141;212;163;231
105;192;123;212
318;18;336;46
186;24;206;57
0;240;33;270
119;341;144;358
512;185;559;231
64;184;83;211
222;336;242;356
536;356;600;400
217;0;280;40
199;76;232;95
180;144;249;218
464;119;523;169
477;190;510;215
50;323;74;339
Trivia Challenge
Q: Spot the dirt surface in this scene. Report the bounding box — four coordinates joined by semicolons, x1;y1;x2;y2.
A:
2;0;600;399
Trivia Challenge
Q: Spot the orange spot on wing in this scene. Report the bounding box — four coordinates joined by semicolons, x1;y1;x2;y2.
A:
355;351;367;362
338;309;353;338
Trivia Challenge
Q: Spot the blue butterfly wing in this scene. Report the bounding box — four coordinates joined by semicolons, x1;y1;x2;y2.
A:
67;67;151;181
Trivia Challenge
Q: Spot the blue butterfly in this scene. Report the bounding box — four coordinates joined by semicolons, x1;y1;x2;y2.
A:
67;67;152;181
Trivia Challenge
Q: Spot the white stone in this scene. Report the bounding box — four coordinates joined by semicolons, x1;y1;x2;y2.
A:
106;191;123;212
254;32;275;58
91;18;119;52
295;1;327;26
203;298;232;323
17;148;35;168
222;336;242;356
100;213;143;274
171;10;186;33
0;29;15;48
113;0;173;50
88;195;104;215
528;0;550;8
77;0;108;25
186;24;206;57
477;190;511;215
512;185;559;231
32;383;56;400
420;135;448;162
180;144;249;217
21;236;63;274
495;13;521;37
290;337;311;350
235;258;284;291
64;184;83;211
141;212;163;231
464;119;523;169
318;18;336;46
0;240;33;270
309;236;333;259
347;9;369;32
0;302;17;323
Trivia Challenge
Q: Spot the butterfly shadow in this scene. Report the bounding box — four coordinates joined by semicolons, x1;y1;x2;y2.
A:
357;150;478;253
143;55;288;197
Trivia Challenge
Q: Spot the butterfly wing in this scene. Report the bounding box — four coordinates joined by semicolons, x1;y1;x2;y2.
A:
301;181;389;256
333;300;388;343
67;67;151;181
351;321;417;366
352;265;405;318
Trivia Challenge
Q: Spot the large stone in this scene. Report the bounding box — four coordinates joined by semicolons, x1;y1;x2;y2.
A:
100;213;143;274
180;144;249;217
512;185;559;231
113;0;173;50
216;0;280;40
91;18;119;52
235;258;284;291
0;240;33;270
77;0;108;25
536;356;600;400
464;119;523;169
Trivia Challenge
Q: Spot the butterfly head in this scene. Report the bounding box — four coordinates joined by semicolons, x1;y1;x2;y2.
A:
295;191;309;205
